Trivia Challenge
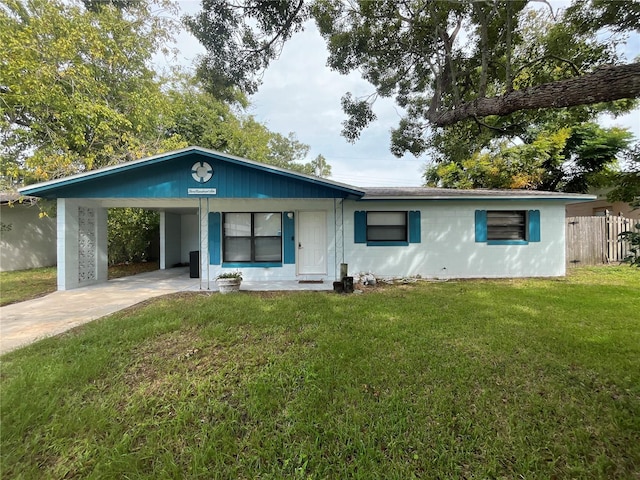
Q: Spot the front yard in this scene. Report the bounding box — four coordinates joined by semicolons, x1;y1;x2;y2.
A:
1;267;638;478
0;262;159;306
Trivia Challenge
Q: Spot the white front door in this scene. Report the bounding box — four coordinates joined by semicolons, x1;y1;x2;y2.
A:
297;211;327;275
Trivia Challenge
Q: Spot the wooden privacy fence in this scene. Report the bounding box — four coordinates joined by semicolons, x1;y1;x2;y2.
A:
566;215;639;267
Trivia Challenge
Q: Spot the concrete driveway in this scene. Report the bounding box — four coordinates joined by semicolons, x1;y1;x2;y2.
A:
0;268;199;355
0;268;332;355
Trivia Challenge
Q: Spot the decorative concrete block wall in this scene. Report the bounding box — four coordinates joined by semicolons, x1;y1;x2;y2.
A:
57;199;107;290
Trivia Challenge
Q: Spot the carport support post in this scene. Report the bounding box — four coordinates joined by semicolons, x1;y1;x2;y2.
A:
57;198;108;290
199;198;210;289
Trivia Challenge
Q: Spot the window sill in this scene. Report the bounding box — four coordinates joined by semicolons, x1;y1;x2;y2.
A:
366;241;410;247
222;262;283;268
487;240;529;245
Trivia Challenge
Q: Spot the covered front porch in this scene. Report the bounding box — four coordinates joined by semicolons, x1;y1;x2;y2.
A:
54;197;344;291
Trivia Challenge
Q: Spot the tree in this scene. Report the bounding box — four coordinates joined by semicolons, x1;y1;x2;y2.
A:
608;145;640;267
165;74;332;177
185;0;639;158
608;144;640;209
619;226;640;267
0;0;181;188
309;154;332;177
108;208;159;265
184;0;310;101
424;123;634;193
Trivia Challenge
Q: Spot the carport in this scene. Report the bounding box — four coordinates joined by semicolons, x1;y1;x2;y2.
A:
51;197;203;290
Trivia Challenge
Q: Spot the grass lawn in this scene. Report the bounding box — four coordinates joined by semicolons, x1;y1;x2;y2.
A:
0;266;57;306
1;267;638;478
0;262;159;306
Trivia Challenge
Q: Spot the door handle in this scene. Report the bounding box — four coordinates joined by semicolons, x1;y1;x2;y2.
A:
298;242;302;249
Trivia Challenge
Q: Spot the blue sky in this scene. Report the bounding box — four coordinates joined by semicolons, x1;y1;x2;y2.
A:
159;1;640;187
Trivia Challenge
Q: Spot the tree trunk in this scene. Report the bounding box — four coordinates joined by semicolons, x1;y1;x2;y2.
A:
432;62;640;127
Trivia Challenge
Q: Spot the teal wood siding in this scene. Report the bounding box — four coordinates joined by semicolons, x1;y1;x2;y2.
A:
354;211;367;243
208;212;221;265
409;210;421;243
283;212;295;264
528;210;541;242
34;152;358;200
475;210;488;242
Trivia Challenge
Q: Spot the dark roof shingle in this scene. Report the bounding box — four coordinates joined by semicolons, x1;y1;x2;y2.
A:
359;186;594;200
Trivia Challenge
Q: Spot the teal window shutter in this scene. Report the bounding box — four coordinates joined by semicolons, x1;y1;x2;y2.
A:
409;210;421;243
283;211;295;264
208;212;221;265
354;211;367;243
528;210;540;242
475;210;487;242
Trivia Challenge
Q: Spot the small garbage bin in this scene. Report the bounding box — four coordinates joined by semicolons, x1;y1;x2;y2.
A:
189;251;199;278
343;276;354;293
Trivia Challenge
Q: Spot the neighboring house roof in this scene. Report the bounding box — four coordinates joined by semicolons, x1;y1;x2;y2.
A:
18;146;596;202
0;192;19;204
0;193;38;206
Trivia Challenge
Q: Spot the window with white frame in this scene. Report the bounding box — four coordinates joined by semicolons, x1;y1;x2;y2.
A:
367;211;408;242
223;213;282;263
354;210;421;245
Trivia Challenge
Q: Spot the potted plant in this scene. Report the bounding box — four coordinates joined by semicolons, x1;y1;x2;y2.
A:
216;271;242;294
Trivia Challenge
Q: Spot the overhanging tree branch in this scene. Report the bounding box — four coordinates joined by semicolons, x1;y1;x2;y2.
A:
431;62;640;127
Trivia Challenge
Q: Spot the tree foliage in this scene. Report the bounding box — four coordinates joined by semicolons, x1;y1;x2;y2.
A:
184;0;310;101
424;123;633;193
185;0;639;159
0;0;183;188
619;224;640;267
164;74;331;176
608;145;640;209
108;208;159;265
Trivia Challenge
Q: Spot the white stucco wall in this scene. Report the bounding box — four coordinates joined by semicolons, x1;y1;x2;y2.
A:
160;212;182;269
56;199;108;290
342;200;567;279
49;196;568;290
180;213;199;264
196;198;567;283
0;203;57;271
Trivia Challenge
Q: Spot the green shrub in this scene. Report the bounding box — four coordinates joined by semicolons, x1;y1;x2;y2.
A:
108;208;159;265
619;223;640;267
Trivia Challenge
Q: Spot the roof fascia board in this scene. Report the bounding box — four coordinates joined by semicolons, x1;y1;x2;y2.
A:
18;147;195;195
357;195;597;202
